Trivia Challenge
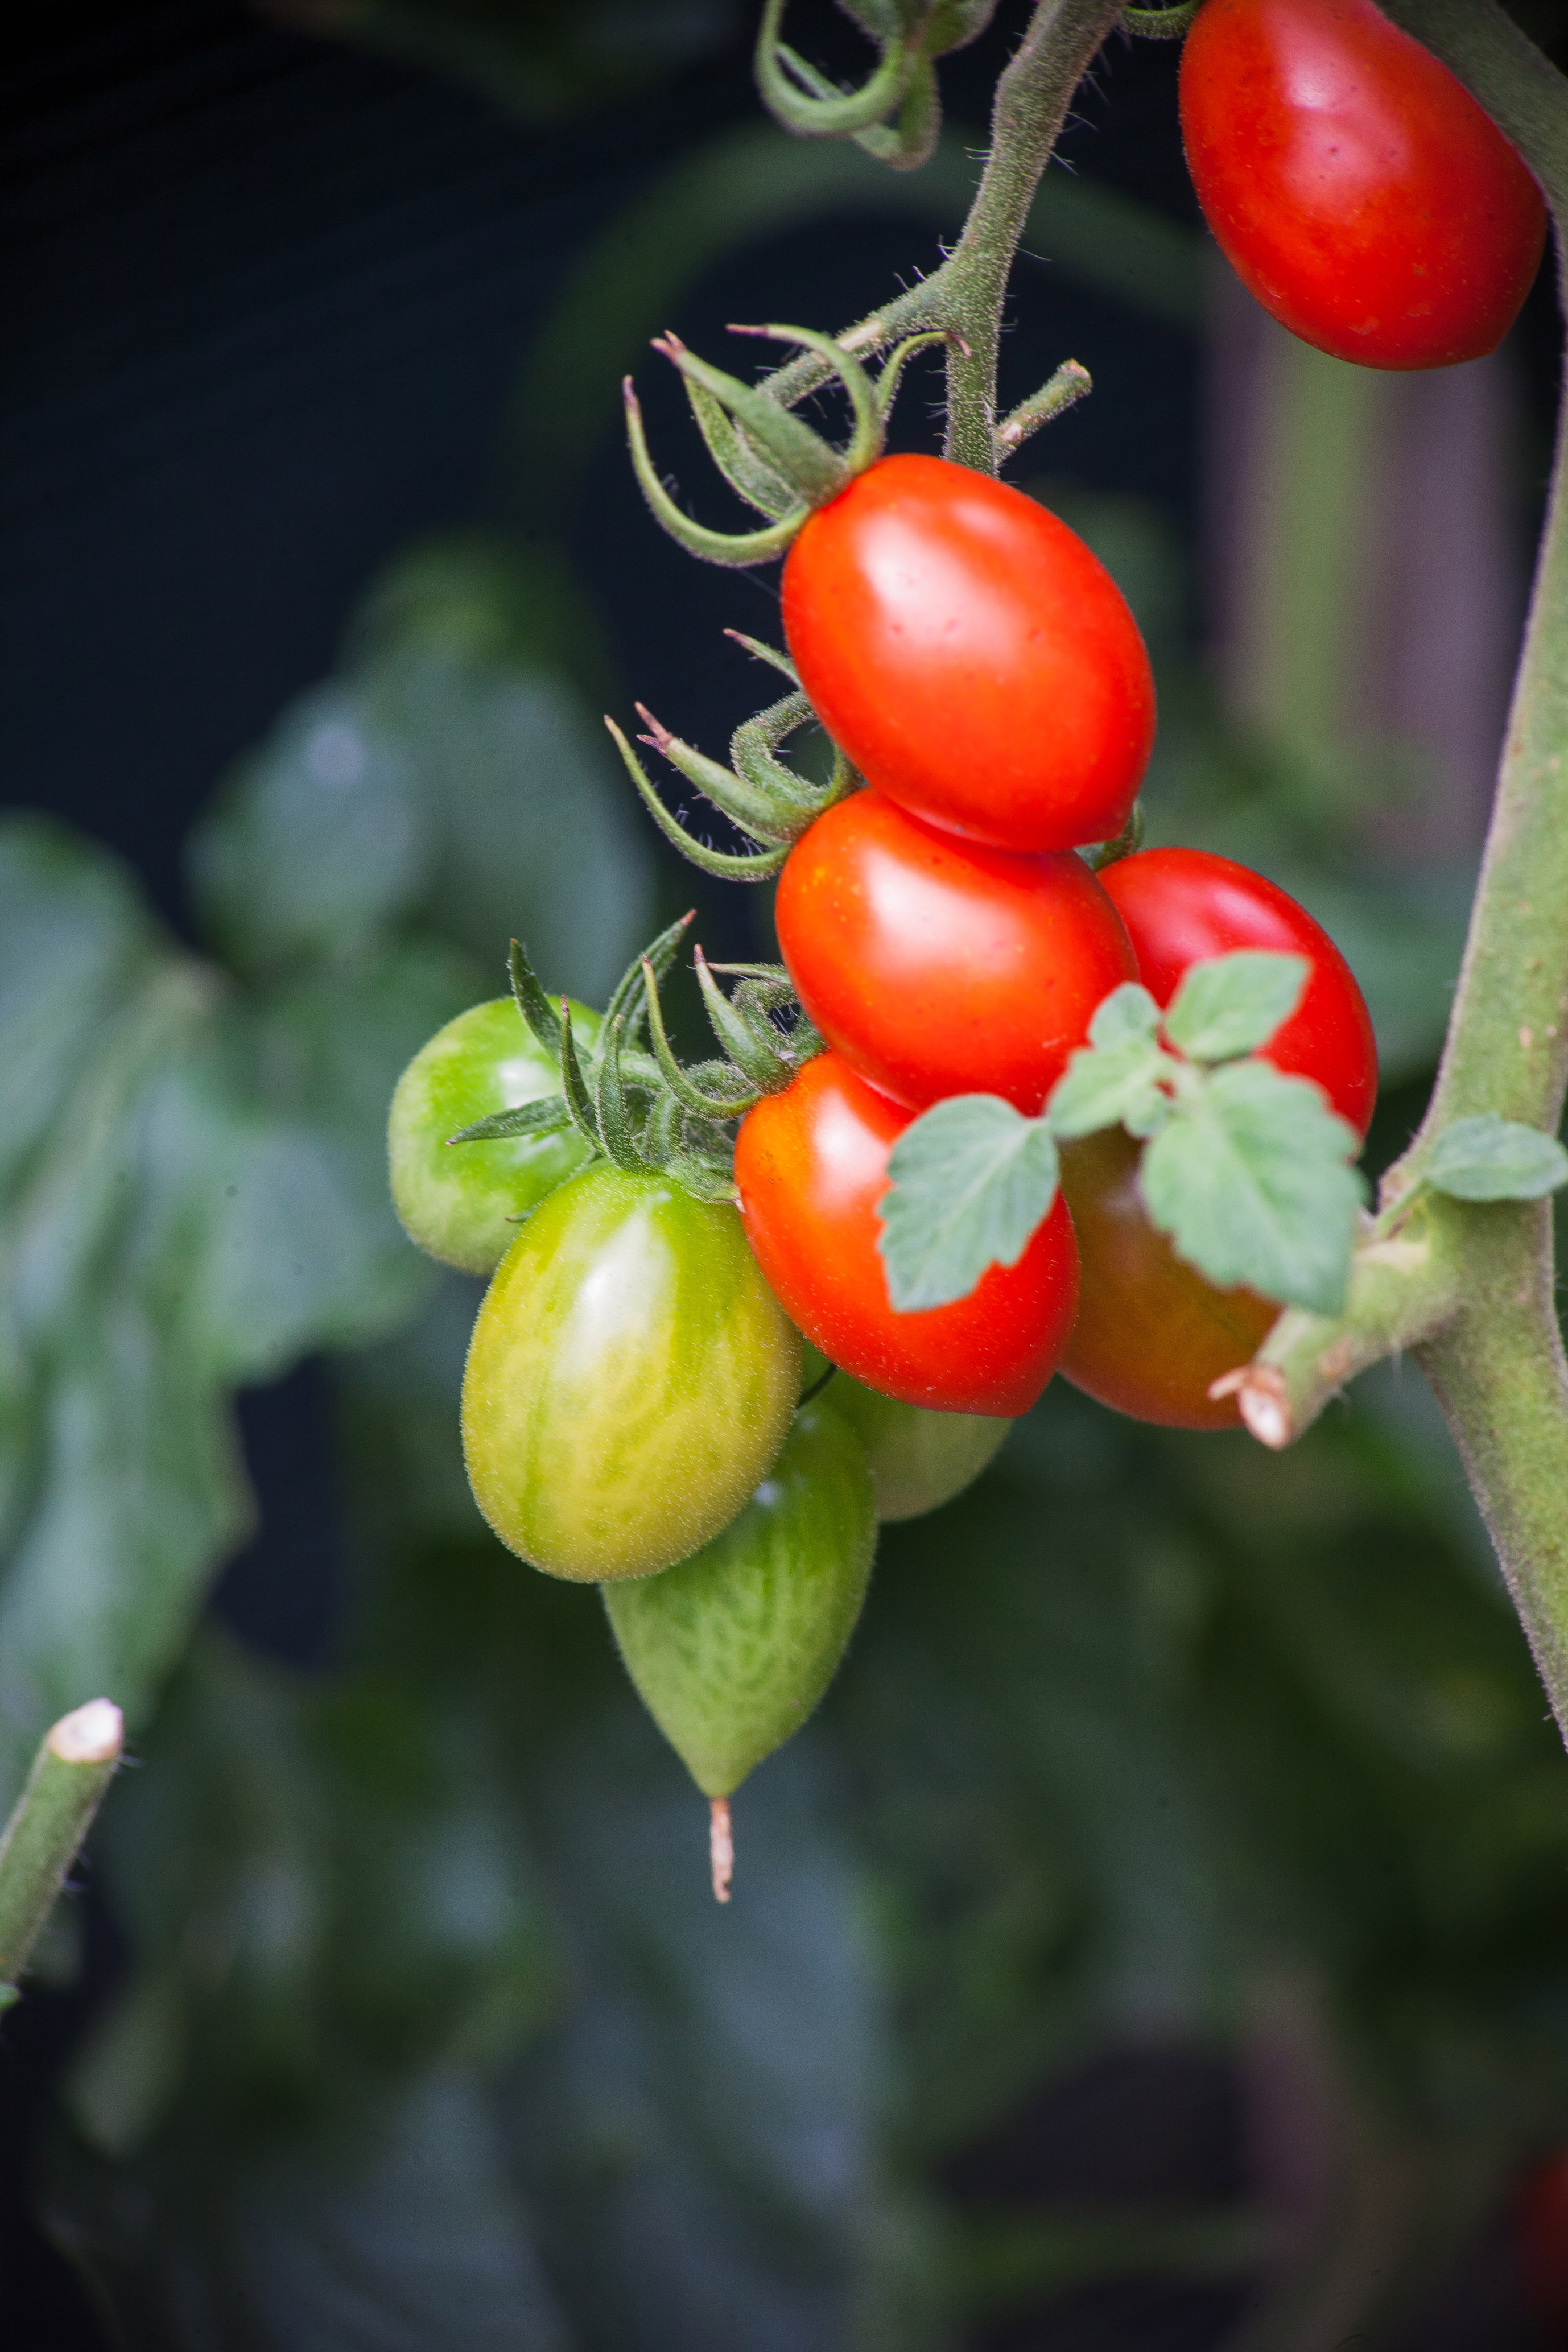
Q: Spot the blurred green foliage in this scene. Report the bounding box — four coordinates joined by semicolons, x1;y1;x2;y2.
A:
5;98;1567;2352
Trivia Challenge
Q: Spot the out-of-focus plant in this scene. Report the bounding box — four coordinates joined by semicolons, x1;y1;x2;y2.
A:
6;9;1568;2349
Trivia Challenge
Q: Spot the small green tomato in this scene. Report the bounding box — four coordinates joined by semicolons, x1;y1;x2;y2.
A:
388;996;601;1275
462;1164;801;1582
801;1346;1010;1521
602;1398;876;1800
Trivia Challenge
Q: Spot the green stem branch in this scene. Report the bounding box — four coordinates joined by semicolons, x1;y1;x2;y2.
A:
751;0;1128;472
0;1700;123;2008
934;0;1129;468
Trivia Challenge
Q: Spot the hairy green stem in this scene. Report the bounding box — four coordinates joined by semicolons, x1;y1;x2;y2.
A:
751;0;1126;470
1238;5;1568;1732
0;1700;123;2007
935;0;1128;468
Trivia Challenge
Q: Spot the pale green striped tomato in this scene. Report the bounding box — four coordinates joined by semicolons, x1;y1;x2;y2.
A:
602;1399;876;1796
389;996;601;1276
461;1165;800;1581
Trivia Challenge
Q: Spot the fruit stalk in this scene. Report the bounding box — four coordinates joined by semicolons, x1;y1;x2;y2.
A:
1235;5;1568;1734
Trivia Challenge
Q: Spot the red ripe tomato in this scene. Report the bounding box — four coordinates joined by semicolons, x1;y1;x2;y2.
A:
775;789;1137;1115
1180;0;1546;371
781;453;1156;854
1060;849;1373;1429
1059;1129;1279;1430
1517;2151;1568;2325
1101;846;1377;1137
735;1051;1079;1417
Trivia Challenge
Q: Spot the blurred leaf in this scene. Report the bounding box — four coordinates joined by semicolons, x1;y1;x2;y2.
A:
348;535;613;704
191;544;653;1002
0;821;161;1200
189;685;431;974
48;2064;571;2352
1425;1114;1568;1204
497;1707;899;2352
361;646;650;999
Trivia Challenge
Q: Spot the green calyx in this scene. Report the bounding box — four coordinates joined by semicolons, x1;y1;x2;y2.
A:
611;667;859;877
624;323;885;570
448;923;819;1210
1082;799;1146;873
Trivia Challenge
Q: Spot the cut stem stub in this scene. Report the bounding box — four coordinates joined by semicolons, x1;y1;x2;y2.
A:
0;1699;124;2008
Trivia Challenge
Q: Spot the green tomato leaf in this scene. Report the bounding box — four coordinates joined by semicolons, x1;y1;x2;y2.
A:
1424;1113;1568;1203
1047;1037;1173;1142
1163;952;1310;1065
1140;1059;1364;1315
1088;981;1162;1049
879;1096;1059;1313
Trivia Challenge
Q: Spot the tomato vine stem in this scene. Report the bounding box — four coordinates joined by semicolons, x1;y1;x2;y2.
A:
1234;4;1568;1736
743;0;1130;475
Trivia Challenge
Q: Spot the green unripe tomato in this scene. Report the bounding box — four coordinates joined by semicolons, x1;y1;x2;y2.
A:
603;1400;876;1798
462;1165;801;1582
800;1345;1009;1520
389;996;601;1275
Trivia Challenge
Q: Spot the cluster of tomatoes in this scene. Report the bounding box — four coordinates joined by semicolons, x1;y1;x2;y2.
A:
385;447;1374;1872
742;453;1378;1430
384;0;1542;1874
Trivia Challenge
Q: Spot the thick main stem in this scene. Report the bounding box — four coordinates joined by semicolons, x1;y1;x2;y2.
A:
1247;6;1568;1731
1371;3;1568;1729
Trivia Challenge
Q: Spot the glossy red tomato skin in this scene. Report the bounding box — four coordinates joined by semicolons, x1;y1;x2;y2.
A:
775;789;1138;1115
735;1052;1079;1417
1101;847;1377;1138
781;453;1156;853
1181;0;1546;371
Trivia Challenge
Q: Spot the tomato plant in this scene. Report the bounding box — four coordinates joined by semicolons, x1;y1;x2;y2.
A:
734;1051;1079;1417
462;1163;801;1582
388;995;601;1274
1100;846;1377;1136
775;787;1137;1114
1180;0;1546;370
780;453;1156;853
